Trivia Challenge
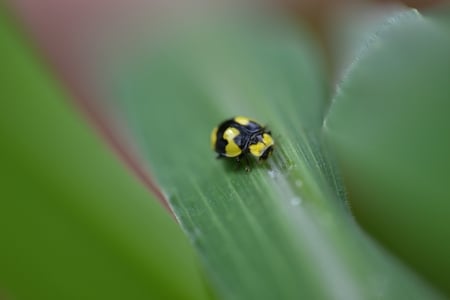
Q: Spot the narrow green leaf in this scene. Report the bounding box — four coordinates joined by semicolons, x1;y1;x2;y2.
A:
325;8;450;296
0;10;209;300
109;14;441;299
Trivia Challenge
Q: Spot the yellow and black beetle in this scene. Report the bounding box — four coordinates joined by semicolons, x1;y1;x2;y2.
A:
211;116;274;170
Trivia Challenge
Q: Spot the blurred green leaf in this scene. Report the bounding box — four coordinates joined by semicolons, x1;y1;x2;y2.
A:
110;14;441;299
325;8;450;296
0;10;209;300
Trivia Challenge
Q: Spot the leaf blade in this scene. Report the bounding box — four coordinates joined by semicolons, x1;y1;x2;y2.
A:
109;13;442;300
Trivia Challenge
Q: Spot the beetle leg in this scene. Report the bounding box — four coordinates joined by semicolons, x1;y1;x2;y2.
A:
235;154;250;172
244;155;251;172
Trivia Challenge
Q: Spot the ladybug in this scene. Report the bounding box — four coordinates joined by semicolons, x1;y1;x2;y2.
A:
211;116;274;170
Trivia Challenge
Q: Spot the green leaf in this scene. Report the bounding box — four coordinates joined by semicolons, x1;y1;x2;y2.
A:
0;10;209;300
324;8;450;296
109;14;442;299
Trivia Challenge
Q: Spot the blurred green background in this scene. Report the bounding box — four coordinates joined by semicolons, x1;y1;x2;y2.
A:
0;8;210;300
1;1;450;299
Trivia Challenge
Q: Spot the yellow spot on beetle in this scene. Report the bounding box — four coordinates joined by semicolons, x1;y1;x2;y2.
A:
249;133;274;158
223;127;242;157
263;133;274;146
210;127;218;149
234;116;251;125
